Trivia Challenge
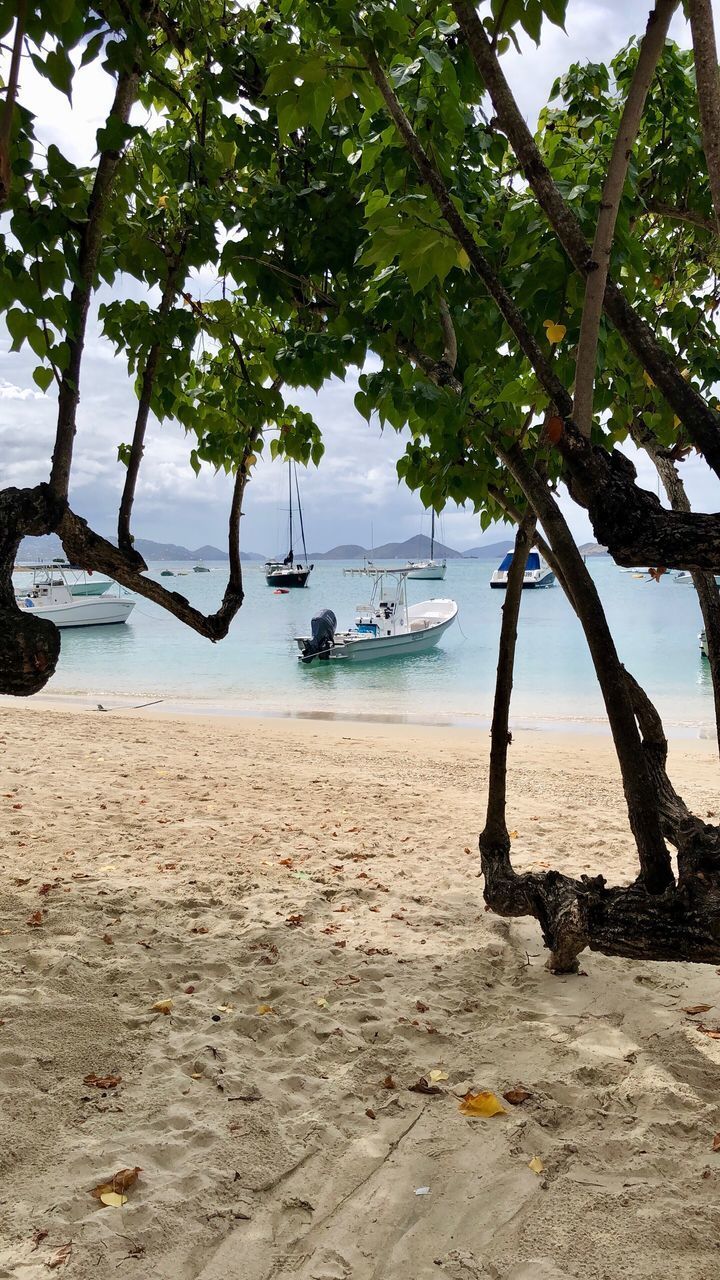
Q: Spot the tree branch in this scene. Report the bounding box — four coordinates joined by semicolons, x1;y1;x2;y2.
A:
573;0;677;436
49;66;139;500
481;514;535;846
117;251;187;558
58;506;243;640
452;0;720;477
0;0;26;209
438;291;457;370
644;197;717;233
688;0;720;233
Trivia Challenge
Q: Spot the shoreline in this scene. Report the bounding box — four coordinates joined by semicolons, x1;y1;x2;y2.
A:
2;689;717;740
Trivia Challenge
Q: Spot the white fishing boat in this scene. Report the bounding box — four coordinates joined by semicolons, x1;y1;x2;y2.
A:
490;549;556;589
406;511;446;580
295;566;457;663
14;564;134;628
46;560;112;597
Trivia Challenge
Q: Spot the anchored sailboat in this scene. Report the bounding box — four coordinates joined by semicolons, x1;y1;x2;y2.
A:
406;510;447;580
265;462;314;588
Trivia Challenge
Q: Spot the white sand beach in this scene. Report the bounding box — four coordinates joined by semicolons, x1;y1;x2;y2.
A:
1;704;720;1279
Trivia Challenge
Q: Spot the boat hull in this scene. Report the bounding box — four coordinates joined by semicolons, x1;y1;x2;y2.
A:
266;567;312;588
406;562;447;580
18;599;135;628
490;572;556;589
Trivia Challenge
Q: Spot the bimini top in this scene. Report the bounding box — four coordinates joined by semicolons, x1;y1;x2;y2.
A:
498;550;541;572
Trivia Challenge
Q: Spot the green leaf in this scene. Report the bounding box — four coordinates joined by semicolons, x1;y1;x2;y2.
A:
32;366;55;393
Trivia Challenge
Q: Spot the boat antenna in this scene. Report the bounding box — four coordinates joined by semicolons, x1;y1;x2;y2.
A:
294;463;309;565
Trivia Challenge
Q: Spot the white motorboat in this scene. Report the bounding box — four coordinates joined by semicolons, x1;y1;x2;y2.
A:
14;564;134;628
701;630;709;659
406;511;446;580
490;549;556;589
295;566;457;663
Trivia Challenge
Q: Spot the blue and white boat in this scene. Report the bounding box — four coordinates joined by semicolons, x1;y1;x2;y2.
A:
490;549;556;590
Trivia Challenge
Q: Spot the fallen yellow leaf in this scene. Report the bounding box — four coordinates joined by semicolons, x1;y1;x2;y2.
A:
256;1004;275;1015
528;1155;544;1174
315;997;328;1007
429;1069;448;1082
90;1166;142;1201
99;1191;127;1207
509;830;519;840
458;1090;508;1118
217;1003;234;1013
543;320;566;344
151;999;173;1015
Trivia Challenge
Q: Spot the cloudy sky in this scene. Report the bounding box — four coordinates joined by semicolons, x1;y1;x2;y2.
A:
2;1;719;556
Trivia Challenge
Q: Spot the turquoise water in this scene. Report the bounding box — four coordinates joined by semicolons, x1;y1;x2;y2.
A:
25;557;716;734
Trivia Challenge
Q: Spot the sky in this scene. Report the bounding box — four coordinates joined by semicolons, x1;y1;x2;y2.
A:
2;1;719;556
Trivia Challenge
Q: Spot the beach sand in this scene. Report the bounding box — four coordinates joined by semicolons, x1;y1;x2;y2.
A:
1;703;720;1280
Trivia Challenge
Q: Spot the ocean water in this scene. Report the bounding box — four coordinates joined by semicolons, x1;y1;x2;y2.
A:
23;557;716;735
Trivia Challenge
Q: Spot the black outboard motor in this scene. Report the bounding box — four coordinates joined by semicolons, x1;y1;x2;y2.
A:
300;609;337;662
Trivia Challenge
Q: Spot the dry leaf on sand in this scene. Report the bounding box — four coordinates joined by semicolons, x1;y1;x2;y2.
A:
683;1004;713;1015
47;1241;73;1268
712;1133;720;1152
256;1004;275;1015
90;1167;142;1203
503;1087;532;1105
697;1022;720;1039
151;999;173;1015
408;1076;444;1096
429;1069;448;1083
528;1155;544;1174
83;1073;121;1089
99;1191;127;1207
458;1090;508;1118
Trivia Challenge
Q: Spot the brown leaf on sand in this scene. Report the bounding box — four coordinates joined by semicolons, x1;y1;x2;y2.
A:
503;1087;532;1106
713;1133;720;1152
381;1075;396;1090
83;1074;122;1089
285;914;305;927
47;1241;72;1268
409;1076;444;1096
365;1108;376;1119
14;876;30;886
31;1228;48;1251
190;926;209;935
26;910;44;927
683;1004;713;1015
102;933;114;945
458;1090;508;1118
90;1166;142;1201
415;1001;429;1013
334;974;360;987
697;1022;720;1040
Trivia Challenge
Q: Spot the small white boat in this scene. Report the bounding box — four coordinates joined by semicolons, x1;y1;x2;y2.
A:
14;564;134;628
295;566;457;663
490;549;556;589
701;631;709;659
406;511;446;580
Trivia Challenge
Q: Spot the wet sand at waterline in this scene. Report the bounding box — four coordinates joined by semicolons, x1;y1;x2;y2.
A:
1;704;720;1280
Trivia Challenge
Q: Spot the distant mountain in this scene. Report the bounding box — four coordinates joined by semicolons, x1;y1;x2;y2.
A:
460;540;514;560
578;542;608;557
313;534;462;561
18;533;264;563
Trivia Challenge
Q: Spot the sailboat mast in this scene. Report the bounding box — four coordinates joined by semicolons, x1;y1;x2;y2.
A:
430;509;434;560
294;465;309;564
288;461;294;556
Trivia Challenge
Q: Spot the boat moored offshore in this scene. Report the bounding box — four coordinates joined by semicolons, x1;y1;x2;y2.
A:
295;566;457;663
490;549;556;589
14;564;134;628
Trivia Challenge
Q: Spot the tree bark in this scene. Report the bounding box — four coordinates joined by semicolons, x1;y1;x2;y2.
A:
0;487;63;695
452;0;720;478
631;420;720;751
50;67;139;499
688;0;720;234
573;0;677;436
0;0;26;210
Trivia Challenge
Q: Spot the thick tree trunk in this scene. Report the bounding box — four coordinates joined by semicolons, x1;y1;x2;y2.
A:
0;487;63;695
688;0;720;233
